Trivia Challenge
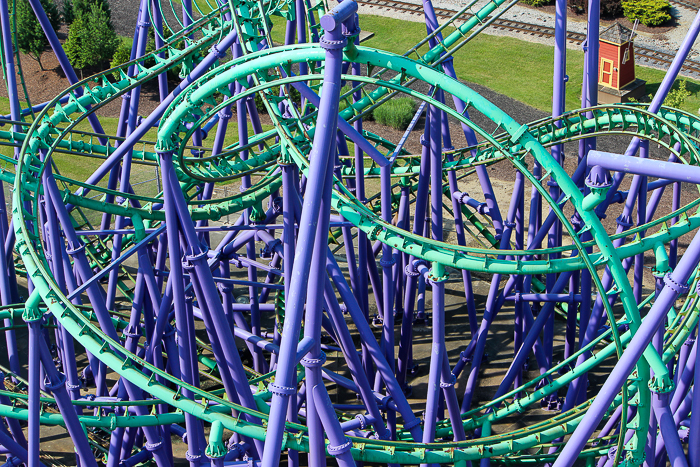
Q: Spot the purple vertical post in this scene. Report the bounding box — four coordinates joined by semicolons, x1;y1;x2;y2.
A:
260;3;359;465
23;292;43;467
0;0;22;377
554;228;700;467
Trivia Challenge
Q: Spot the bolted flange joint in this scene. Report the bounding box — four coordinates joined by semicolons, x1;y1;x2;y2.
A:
23;290;43;323
185;450;203;463
616;214;633;229
205;442;226;460
354;414;368;430
183;247;210;270
406;259;427;277
320;37;347;51
301;352;327;368
145;439;164;452
327;438;352;457
122;324;141;340
664;272;690;295
65;242;86;257
648;373;675;394
403;416;422;431
428;264;449;284
439;373;457;389
624;449;645;466
43;372;67;393
404;263;420;277
210;44;227;59
268;382;297;397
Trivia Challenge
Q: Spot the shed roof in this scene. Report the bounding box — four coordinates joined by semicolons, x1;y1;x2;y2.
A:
600;22;636;44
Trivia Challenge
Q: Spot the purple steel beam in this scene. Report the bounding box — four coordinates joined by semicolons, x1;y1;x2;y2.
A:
588;150;700;183
553;227;700;466
261;3;359;465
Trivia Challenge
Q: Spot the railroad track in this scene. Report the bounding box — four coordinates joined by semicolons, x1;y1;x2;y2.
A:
670;0;700;11
356;0;700;76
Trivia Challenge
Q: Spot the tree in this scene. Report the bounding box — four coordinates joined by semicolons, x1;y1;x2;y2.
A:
62;0;111;25
64;2;118;76
568;0;622;17
61;0;73;23
12;0;61;70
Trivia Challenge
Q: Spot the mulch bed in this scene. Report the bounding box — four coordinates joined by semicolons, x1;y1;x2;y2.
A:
519;1;678;34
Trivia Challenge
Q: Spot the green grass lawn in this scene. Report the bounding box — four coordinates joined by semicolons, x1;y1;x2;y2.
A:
355;14;700;115
2;11;697;183
266;13;700;114
0;95;272;187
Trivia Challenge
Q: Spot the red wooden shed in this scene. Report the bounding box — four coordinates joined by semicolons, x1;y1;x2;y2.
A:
599;22;637;90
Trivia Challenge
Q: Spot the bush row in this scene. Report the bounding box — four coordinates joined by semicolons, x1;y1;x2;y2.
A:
522;0;672;27
12;0;118;74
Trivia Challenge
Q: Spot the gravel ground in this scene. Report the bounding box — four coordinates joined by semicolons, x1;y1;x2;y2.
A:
108;0;185;38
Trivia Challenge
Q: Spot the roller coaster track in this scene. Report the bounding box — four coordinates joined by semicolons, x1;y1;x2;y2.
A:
3;0;700;462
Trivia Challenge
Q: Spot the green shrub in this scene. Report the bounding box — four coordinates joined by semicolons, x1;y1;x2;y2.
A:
13;0;60;70
109;39;131;79
109;25;182;81
666;80;691;109
601;0;623;17
62;0;111;24
622;0;671;26
569;0;622;16
64;2;118;75
61;0;73;23
522;0;551;7
373;97;416;130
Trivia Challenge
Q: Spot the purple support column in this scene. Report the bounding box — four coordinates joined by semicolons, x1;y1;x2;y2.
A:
377;96;397;436
655;392;688;467
554;228;700;467
351;59;374;384
0;0;22;378
37;337;97;467
261;3;360;465
161;178;206;466
24;301;42;467
303;122;338;467
398;126;430;389
420;0;504;236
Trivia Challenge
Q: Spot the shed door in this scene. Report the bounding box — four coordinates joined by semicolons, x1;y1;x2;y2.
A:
600;58;614;87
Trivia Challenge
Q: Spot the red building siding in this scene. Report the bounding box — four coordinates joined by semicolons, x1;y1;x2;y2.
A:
618;42;635;88
599;40;636;90
599;41;619;88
